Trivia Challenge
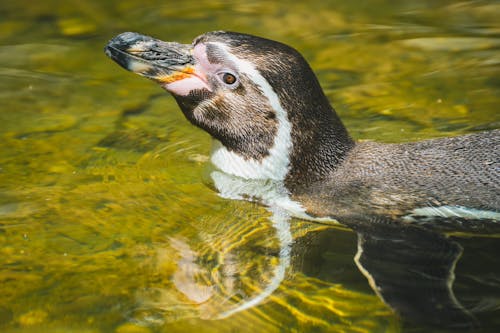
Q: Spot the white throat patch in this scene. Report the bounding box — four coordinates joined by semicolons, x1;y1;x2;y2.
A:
208;43;293;181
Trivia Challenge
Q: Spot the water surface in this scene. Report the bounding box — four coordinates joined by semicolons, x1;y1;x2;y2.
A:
1;1;499;332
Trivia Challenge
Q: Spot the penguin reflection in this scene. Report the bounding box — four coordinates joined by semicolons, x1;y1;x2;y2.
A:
132;209;500;330
299;217;500;330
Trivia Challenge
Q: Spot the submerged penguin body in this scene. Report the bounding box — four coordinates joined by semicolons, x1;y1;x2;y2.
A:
296;131;499;220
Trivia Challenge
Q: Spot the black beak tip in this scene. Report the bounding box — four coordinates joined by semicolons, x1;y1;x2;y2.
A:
106;32;149;49
104;31;194;77
103;44;113;58
104;32;143;64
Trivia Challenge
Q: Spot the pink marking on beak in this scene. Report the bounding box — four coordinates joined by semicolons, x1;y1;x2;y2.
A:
163;43;213;96
163;72;210;96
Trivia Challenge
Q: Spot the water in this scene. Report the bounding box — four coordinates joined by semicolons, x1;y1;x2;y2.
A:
1;1;499;332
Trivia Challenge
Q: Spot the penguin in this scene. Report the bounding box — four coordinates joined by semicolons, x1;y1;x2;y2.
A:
105;31;499;328
105;31;499;225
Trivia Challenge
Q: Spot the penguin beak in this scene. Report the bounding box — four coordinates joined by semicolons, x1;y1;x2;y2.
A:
105;32;197;85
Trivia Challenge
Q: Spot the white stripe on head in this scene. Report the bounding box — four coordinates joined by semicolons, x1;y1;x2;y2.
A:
209;42;293;181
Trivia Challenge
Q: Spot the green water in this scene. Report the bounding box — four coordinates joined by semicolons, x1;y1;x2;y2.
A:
1;1;499;332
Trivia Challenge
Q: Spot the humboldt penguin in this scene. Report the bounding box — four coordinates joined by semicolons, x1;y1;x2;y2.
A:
105;31;499;224
105;31;499;329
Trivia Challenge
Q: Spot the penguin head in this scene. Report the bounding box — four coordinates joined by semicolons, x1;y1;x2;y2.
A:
106;31;352;181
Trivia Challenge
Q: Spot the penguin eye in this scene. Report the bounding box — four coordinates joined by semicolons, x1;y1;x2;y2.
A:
218;72;238;87
223;73;236;84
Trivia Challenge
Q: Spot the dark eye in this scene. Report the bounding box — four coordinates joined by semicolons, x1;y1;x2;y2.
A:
223;73;236;84
219;72;238;86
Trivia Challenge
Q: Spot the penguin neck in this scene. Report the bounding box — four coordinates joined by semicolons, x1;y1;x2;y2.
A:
258;59;355;195
207;101;353;218
285;102;355;194
209;103;354;195
209;88;354;196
